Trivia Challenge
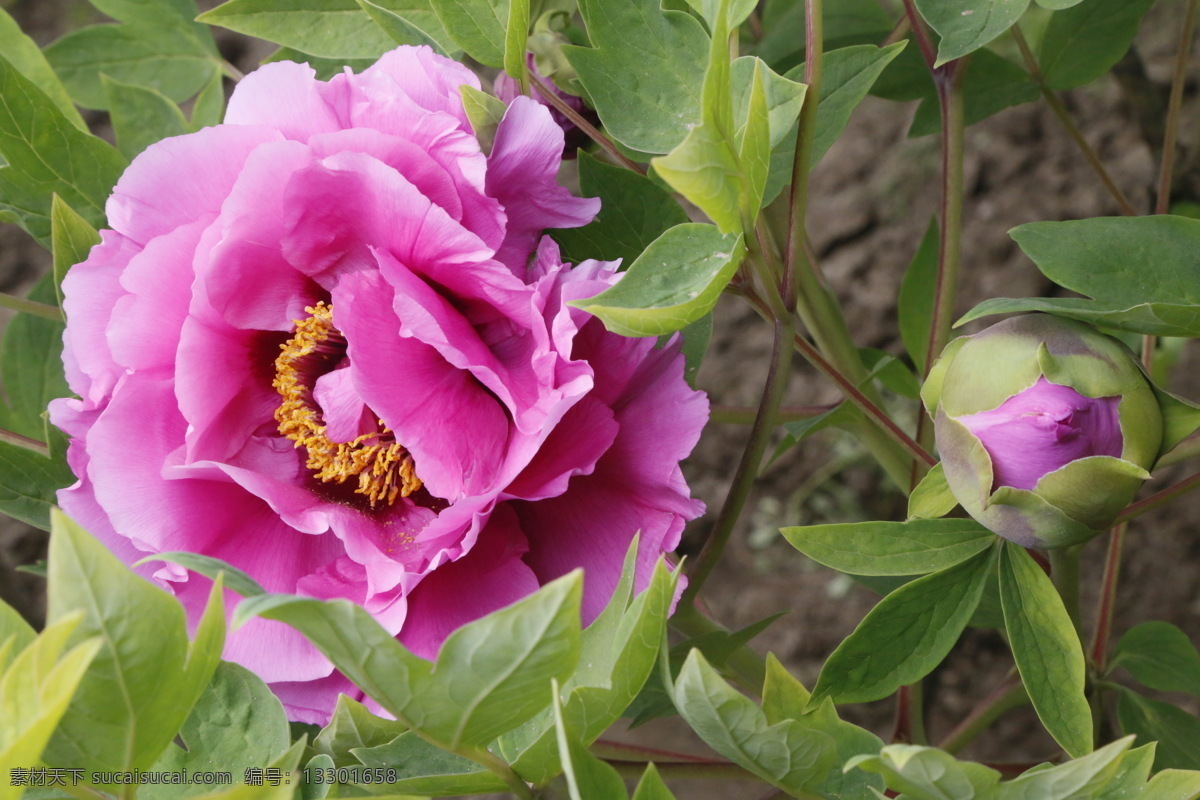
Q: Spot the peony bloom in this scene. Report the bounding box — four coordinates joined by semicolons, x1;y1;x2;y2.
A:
50;46;707;723
923;314;1162;549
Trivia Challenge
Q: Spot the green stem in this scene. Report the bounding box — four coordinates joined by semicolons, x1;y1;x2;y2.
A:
1010;25;1138;217
460;745;534;800
1155;0;1198;214
892;682;927;745
920;60;965;382
1114;469;1200;525
682;313;793;606
0;292;65;322
1048;545;1083;637
782;0;822;309
670;603;769;693
938;672;1027;754
709;403;836;424
527;67;646;175
0;427;50;457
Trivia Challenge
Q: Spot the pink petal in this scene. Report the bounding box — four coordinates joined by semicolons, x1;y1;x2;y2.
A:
225;61;341;139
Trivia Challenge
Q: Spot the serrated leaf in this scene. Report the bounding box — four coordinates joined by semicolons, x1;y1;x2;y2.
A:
1039;0;1155;90
152;662;291;799
813;546;995;703
914;0;1030;65
43;509;225;780
997;736;1133;800
959;216;1200;337
1110;621;1200;697
907;463;959;521
102;76;190;160
1117;688;1200;771
565;0;707;153
0;7;87;131
781;518;995;576
672;649;837;795
0;52;127;244
899;217;940;374
551;151;688;267
847;745;1001;800
570;223;744;337
236;572;582;750
999;542;1091;759
135;551;266;598
199;0;454;60
45;22;217;111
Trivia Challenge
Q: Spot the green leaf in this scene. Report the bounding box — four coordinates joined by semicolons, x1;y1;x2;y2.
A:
565;0;707;153
763;43;904;204
190;69;226;129
997;736;1133;799
761;655;885;800
999;541;1091;759
0;614;101;800
507;553;677;784
152;663;292;799
0;441;74;531
959;216;1200;337
552;151;688;267
899;217;940;374
812;546;996;703
1039;0;1155;90
847;745;1001;800
735;60;771;226
102;76;190;160
1141;768;1200;800
907;463;959;521
135;551;267;598
351;730;505;794
0;52;128;244
632;763;677;800
653;123;742;233
732;56;807;150
89;0;207;27
1117;687;1200;771
0;7;87;131
553;680;628;800
50;195;100;307
1095;743;1154;800
570;223;745;337
43;509;225;779
428;0;508;66
45;22;217;111
0;275;69;440
672;649;837;796
0;601;35;673
358;0;451;54
914;0;1031;65
675;312;712;387
781;518;996;576
504;0;532;84
236;572;582;749
1111;621;1200;697
313;695;408;768
199;0;454;60
459;85;506;155
682;0;757;29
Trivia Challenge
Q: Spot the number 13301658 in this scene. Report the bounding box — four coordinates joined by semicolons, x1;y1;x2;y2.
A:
302;767;399;785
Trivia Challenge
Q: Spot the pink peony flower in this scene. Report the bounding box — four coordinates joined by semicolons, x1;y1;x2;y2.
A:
957;377;1123;491
50;46;707;724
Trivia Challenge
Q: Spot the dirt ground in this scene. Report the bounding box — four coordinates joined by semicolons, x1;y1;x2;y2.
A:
2;0;1199;790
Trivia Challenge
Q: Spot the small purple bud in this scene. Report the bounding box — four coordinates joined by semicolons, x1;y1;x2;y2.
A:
958;378;1123;491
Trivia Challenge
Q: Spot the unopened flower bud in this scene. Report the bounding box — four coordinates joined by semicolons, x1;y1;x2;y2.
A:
922;314;1162;549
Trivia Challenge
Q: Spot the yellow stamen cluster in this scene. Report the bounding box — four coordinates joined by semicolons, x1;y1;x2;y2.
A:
273;302;421;507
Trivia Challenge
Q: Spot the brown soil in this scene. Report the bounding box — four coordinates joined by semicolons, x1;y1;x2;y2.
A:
2;0;1199;793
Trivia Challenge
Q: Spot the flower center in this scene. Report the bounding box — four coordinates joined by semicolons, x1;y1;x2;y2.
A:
273;302;421;507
